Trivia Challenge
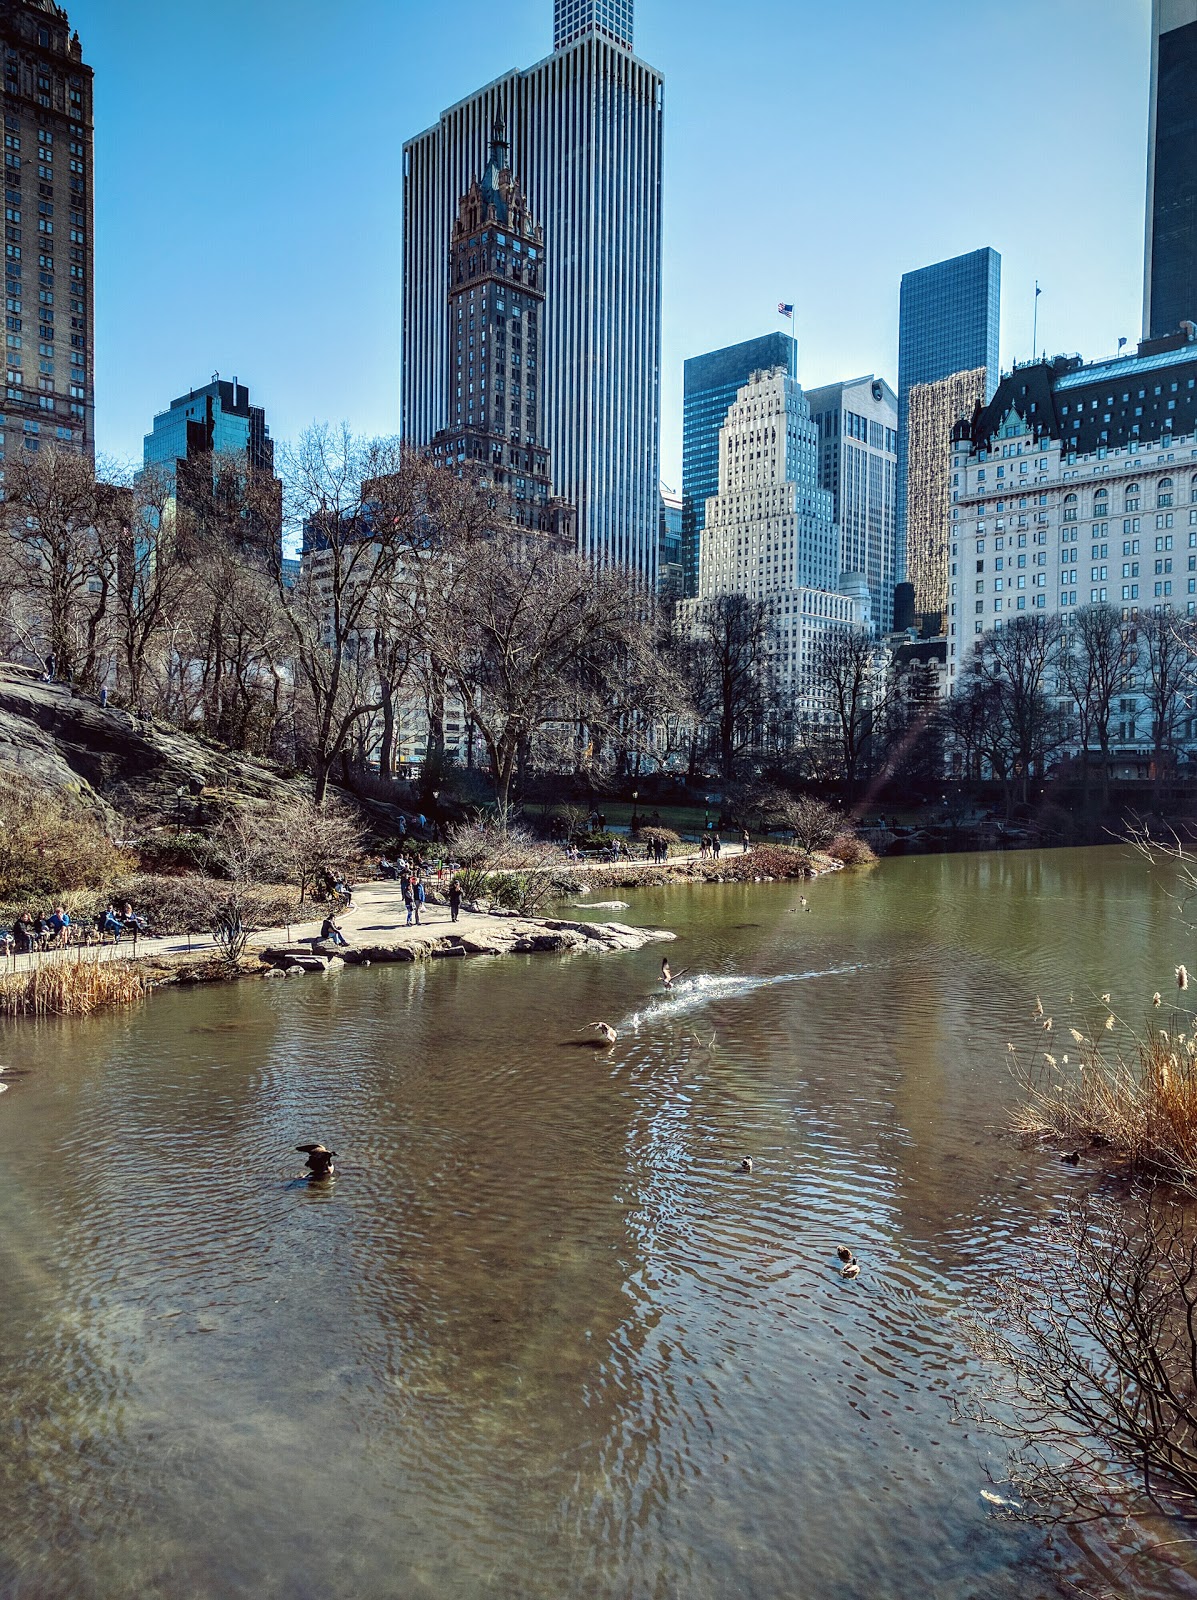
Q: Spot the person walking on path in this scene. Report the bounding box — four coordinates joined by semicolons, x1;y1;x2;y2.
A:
449;878;462;923
742;828;750;854
402;874;414;927
712;832;721;860
413;877;426;925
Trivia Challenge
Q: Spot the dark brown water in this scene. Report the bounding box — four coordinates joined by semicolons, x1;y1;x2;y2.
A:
0;845;1193;1599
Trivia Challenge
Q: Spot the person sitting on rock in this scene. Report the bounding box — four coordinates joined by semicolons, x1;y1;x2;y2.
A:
319;913;349;947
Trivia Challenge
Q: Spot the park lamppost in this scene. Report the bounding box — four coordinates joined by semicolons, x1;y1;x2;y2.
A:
175;785;186;835
631;787;640;830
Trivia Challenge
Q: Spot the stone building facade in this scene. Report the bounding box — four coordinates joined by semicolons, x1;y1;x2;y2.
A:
0;0;93;465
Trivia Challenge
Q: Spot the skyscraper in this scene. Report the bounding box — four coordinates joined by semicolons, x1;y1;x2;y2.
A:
896;247;1000;616
426;116;573;545
681;332;797;597
143;378;274;484
1144;0;1197;340
805;374;898;629
0;0;93;463
905;367;986;617
676;366;866;720
403;1;663;579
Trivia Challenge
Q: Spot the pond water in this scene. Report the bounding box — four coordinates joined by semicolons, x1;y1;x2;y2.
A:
1;845;1195;1599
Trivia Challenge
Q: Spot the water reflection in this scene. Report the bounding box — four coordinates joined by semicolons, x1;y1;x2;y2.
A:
1;846;1194;1597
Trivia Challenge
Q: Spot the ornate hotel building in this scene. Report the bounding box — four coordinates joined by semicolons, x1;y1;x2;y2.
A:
945;325;1197;693
402;0;663;579
676;366;867;723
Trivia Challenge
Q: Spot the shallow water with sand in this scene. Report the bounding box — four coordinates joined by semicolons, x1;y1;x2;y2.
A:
1;844;1195;1599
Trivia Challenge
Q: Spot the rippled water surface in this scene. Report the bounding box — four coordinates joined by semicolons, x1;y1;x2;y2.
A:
1;845;1194;1598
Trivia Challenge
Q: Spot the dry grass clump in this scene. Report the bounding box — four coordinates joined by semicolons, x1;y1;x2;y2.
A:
826;832;877;867
0;950;145;1018
1012;974;1197;1184
691;843;816;882
0;773;133;902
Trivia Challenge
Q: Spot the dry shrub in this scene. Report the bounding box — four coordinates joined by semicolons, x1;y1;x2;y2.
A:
0;773;132;902
635;825;681;849
112;874;301;936
691;843;815;881
826;832;877;866
0;950;145;1018
1012;995;1197;1185
447;819;567;914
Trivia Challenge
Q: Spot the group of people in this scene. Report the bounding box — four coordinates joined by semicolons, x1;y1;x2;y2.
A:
0;899;147;955
698;832;723;861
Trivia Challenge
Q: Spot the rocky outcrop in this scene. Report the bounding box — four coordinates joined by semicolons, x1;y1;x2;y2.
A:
0;667;306;820
256;918;672;972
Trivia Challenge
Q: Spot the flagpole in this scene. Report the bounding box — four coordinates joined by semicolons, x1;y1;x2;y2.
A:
1032;280;1040;361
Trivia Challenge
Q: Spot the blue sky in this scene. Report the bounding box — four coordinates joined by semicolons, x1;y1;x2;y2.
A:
72;0;1150;484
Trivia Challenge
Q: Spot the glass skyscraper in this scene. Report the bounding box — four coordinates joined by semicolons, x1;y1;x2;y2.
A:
681;332;797;597
1144;0;1197;340
895;247;1000;597
143;378;273;484
402;1;663;580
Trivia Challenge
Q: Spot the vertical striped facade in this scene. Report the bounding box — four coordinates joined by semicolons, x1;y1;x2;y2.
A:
402;35;663;580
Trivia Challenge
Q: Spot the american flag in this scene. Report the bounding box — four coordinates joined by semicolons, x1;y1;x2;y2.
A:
777;303;793;318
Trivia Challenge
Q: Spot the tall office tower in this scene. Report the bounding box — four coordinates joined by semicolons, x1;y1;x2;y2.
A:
143;378;273;483
805;374;898;629
676;366;866;719
681;332;797;597
0;0;93;465
143;377;280;535
1144;0;1197;340
896;248;1000;604
426;118;573;545
403;1;663;579
658;485;682;596
906;368;987;619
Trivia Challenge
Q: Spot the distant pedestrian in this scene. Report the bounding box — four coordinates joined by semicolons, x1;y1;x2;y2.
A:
742;828;750;854
99;685;108;709
44;651;55;682
413;877;426;924
699;835;709;860
712;832;721;859
402;875;414;926
449;878;462;923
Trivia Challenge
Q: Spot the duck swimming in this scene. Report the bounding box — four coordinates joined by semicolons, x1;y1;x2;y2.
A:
590;1022;617;1044
297;1142;337;1180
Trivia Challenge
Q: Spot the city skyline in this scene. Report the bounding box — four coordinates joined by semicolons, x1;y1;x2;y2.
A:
67;0;1150;481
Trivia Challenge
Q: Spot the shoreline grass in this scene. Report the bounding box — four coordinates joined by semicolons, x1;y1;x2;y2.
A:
0;949;146;1019
1012;974;1197;1185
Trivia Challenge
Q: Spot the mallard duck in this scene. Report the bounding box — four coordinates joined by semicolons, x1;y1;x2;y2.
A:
840;1260;861;1279
296;1142;337;1180
1061;1150;1080;1166
836;1245;854;1263
738;1157;753;1173
590;1022;617;1044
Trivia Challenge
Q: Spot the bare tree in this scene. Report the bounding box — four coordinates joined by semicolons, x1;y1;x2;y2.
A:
964;1193;1197;1547
424;533;653;822
0;443;113;685
1139;609;1197;804
276;427;415;805
957;615;1068;811
807;627;882;797
683;594;776;784
1056;603;1133;803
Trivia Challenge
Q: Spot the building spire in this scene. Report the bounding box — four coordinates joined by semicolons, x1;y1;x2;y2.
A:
479;113;510;223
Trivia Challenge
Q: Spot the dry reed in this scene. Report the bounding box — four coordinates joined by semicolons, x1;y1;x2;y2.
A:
1012;994;1197;1186
0;949;146;1019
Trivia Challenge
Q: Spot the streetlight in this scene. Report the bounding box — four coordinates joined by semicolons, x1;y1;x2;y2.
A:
175;785;186;835
631;787;640;830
